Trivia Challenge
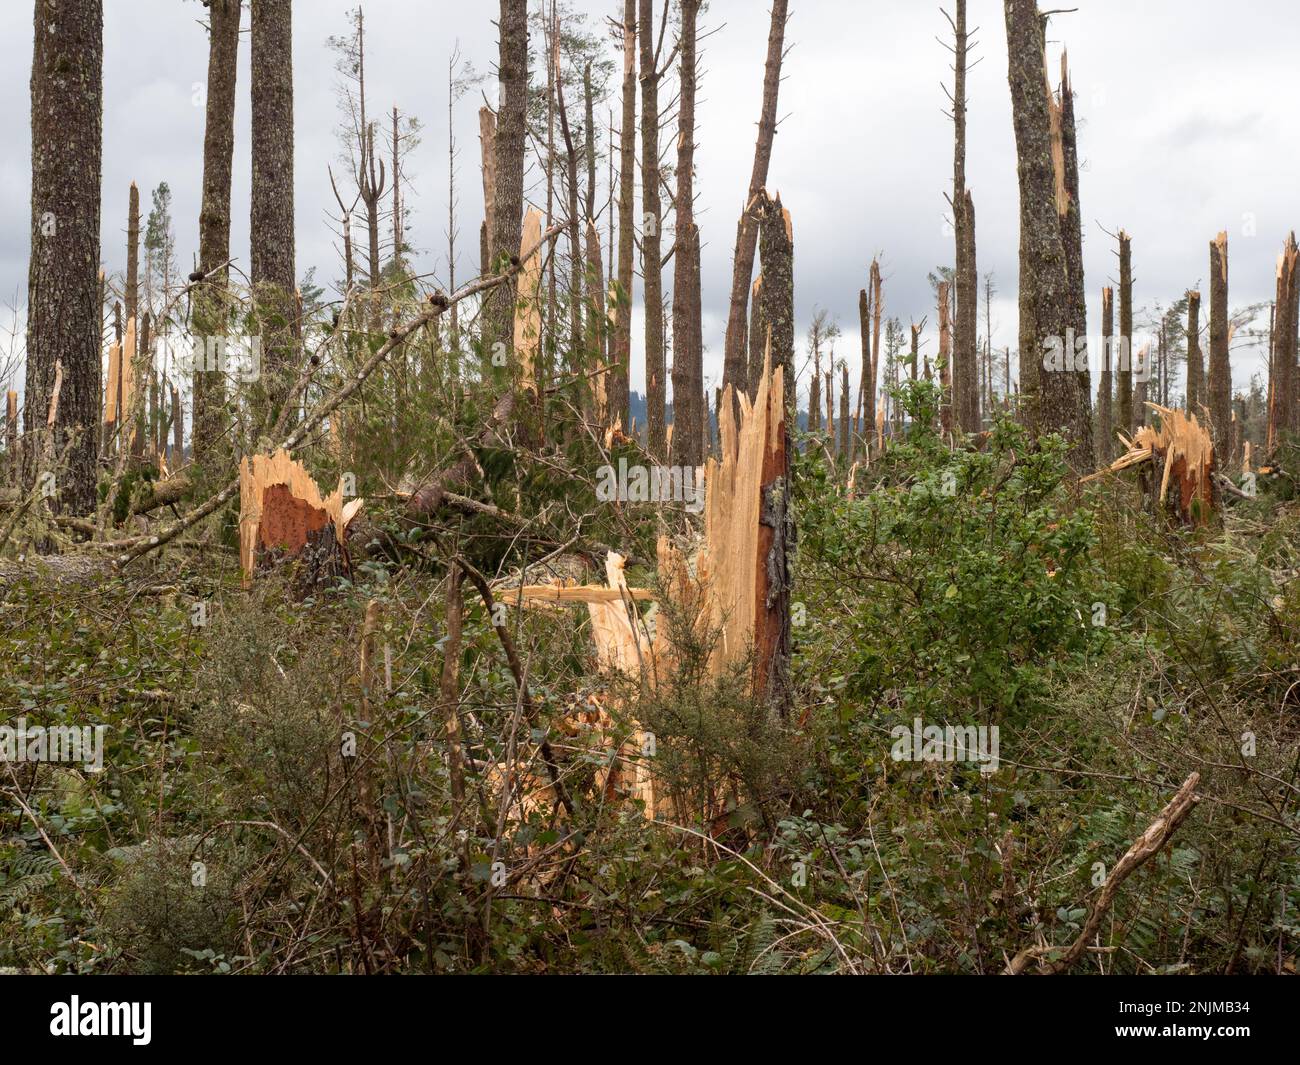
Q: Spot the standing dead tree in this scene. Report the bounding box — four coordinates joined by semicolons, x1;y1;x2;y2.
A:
1208;231;1232;461
639;0;668;457
1267;234;1297;449
1003;1;1086;467
938;280;952;434
1096;286;1113;464
758;192;795;426
943;1;980;434
721;0;790;400
610;0;636;429
193;0;241;465
669;0;703;468
1186;289;1203;417
1056;54;1092;461
1116;230;1134;437
487;0;529;369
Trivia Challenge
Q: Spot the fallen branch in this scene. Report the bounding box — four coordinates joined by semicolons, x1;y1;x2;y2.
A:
1006;772;1201;974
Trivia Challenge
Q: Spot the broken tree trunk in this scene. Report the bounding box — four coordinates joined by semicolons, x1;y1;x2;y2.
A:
1208;231;1232;462
1268;234;1297;447
1087;404;1217;526
839;362;850;459
1096;286;1113;465
238;448;364;590
1186;289;1203;418
1118;230;1134;435
701;351;792;715
1004;0;1081;461
857;284;872;454
1056;54;1092;463
758;193;795;424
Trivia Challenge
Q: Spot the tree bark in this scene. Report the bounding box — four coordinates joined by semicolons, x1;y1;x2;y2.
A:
938;280;952;434
1057;57;1092;461
1117;230;1134;436
838;363;850;459
193;0;241;462
1004;0;1079;460
758;192;794;423
1186;289;1203;417
250;0;296;429
1096;286;1113;464
639;0;665;456
25;0;103;514
951;0;979;434
1208;231;1232;460
720;0;789;398
1269;235;1297;445
611;0;636;428
487;0;528;368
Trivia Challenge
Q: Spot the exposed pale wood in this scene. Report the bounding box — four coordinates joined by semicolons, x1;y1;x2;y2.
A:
513;207;543;391
104;339;121;424
1086;403;1216;524
238;448;365;586
514;583;655;605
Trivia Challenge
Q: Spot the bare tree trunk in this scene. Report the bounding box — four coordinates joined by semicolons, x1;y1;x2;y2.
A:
250;0;296;429
193;0;240;463
956;190;979;432
838;363;850;459
938;281;952;434
1004;0;1079;462
1117;230;1134;436
552;24;583;383
581;63;605;419
639;0;666;455
808;331;821;434
1208;231;1232;460
479;106;497;279
610;0;636;428
1186;289;1203;416
1096;286;1113;464
1057;56;1092;461
825;367;835;452
758;193;794;421
25;0;103;514
669;0;703;467
949;0;979;434
391;105;402;263
488;0;528;367
857;286;872;450
126;182;139;340
1270;235;1297;445
721;0;789;398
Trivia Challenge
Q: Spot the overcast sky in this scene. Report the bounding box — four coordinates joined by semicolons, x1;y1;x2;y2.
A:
1;0;1293;402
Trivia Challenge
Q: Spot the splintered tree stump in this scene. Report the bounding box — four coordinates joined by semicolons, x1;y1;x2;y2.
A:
239;449;363;591
1087;404;1217;526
